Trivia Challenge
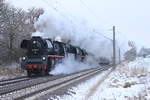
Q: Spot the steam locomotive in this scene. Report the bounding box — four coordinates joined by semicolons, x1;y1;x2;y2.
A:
20;36;87;76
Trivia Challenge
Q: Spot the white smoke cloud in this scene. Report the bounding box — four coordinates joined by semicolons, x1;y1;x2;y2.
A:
49;56;98;75
33;10;113;59
32;6;128;75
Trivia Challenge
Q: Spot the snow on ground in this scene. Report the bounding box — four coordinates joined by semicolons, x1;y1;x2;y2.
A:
52;57;150;100
0;63;26;80
49;68;112;100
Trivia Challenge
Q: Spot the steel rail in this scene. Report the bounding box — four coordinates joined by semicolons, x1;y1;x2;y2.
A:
0;77;30;86
0;66;111;100
20;66;110;100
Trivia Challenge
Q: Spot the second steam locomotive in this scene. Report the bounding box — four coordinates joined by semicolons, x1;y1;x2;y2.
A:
20;36;87;76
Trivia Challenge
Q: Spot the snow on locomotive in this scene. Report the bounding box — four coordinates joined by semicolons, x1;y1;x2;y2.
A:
20;36;87;77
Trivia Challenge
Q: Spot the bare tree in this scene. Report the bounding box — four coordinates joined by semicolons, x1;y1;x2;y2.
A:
0;0;44;65
138;47;150;57
124;41;137;61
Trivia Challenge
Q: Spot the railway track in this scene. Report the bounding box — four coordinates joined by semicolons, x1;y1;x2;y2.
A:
0;76;30;87
0;66;111;100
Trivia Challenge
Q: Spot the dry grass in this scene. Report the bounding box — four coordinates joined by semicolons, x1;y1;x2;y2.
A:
0;64;26;76
123;82;137;88
118;62;148;77
127;67;147;77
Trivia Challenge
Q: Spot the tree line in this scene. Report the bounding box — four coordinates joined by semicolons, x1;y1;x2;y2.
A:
0;0;44;65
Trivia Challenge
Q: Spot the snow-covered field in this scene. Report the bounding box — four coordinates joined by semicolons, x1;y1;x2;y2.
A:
52;57;150;100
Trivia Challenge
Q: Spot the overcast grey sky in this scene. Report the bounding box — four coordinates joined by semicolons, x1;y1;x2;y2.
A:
7;0;150;48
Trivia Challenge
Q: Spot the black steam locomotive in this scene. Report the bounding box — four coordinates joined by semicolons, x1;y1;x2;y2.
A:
20;36;87;76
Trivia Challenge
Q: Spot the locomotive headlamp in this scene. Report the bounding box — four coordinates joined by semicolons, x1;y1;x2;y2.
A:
33;41;37;44
22;56;26;61
42;57;46;61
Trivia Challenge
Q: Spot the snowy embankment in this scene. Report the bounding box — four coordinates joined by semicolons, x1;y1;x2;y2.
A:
0;63;26;80
53;57;150;100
